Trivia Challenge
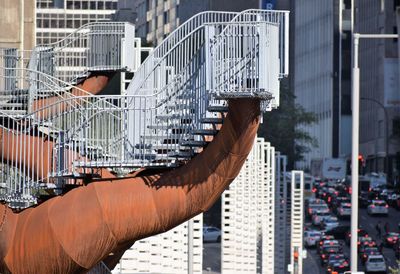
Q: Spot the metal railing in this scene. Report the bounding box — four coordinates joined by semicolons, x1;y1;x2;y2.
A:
0;10;289;209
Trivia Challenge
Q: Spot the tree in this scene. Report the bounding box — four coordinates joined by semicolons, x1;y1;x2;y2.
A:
258;79;318;169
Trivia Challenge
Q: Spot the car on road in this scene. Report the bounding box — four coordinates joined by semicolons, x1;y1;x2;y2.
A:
325;225;350;240
326;258;350;274
317;235;336;253
318;239;340;254
345;228;368;245
383;232;399;247
365;254;387;273
321;216;339;232
337;203;351;219
307;203;329;219
367;200;389;216
359;237;377;254
360;247;381;264
304;231;322;247
312;211;332;226
203;226;221;242
320;245;341;266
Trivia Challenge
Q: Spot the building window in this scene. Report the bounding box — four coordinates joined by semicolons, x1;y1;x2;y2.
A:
163;11;169;24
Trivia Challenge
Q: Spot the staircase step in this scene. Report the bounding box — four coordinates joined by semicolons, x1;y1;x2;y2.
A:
0;109;26;115
180;140;208;147
156;114;193;121
0;89;29;96
200;117;223;124
141;135;182;140
207;105;228;112
191;129;218;136
167;151;197;158
147;124;192;131
0;103;25;108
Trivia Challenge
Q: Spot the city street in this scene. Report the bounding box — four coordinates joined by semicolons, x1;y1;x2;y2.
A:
304;207;400;273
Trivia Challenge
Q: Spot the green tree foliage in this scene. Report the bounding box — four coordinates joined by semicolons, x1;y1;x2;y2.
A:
258;79;318;169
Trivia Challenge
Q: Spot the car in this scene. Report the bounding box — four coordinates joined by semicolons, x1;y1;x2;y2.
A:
307;203;329;219
383;232;399;247
321;216;339;232
345;228;368;245
359;191;371;208
320;245;341;265
325;225;350;240
367;200;389;215
304;230;322;247
365;254;387;273
337;203;351;219
360;247;381;264
326;257;350;274
332;196;351;213
203;226;221;242
359;237;377;254
317;235;336;253
312;211;332;226
318;240;341;255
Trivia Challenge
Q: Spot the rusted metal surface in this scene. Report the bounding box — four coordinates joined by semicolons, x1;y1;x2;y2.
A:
0;98;260;273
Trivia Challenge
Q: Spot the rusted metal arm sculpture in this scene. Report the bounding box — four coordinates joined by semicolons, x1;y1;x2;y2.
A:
0;98;260;274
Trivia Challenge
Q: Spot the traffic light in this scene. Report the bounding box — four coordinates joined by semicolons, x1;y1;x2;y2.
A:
358;155;365;174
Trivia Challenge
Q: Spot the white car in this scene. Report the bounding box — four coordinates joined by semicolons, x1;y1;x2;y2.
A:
365;254;387;273
321;216;339;231
367;200;389;215
337;203;352;218
312;211;331;226
304;231;322;247
203;226;221;242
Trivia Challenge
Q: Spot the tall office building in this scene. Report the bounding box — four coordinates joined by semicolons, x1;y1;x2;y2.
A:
36;0;118;45
293;0;353;168
356;0;400;180
133;0;264;46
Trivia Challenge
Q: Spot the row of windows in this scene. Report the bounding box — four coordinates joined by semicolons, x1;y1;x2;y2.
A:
66;1;117;10
37;0;118;10
37;15;111;29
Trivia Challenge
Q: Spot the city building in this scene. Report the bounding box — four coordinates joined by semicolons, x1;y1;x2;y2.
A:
36;0;118;45
0;0;35;51
222;138;276;274
356;0;400;181
112;215;203;274
293;0;353;169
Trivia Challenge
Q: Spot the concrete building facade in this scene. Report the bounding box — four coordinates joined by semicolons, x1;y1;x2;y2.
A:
0;0;36;51
293;0;353;169
356;0;400;181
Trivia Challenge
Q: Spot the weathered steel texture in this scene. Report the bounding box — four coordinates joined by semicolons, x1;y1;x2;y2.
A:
0;98;260;273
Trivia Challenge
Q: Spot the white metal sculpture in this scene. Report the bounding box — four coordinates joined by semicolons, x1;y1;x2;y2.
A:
0;10;289;210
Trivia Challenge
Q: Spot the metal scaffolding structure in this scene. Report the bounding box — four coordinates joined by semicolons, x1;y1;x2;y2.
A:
0;10;289;211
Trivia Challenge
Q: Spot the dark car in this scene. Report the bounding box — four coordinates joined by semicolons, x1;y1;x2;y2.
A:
345;228;368;245
320;245;341;265
326;259;350;274
359;237;377;254
360;247;381;264
383;232;400;247
359;191;370;208
317;235;336;253
325;225;351;240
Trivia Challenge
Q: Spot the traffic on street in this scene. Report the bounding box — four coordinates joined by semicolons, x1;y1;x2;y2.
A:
304;177;400;274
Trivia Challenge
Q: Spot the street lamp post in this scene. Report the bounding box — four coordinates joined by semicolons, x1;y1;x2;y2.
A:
351;33;398;272
360;97;389;179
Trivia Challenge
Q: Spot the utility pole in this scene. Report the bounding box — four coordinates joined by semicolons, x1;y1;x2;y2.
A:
350;32;398;272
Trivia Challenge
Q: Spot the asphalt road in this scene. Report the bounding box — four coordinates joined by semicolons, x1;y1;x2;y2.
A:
304;206;400;274
203;242;221;273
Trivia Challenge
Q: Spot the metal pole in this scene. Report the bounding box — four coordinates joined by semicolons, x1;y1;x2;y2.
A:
350;33;360;272
188;218;194;274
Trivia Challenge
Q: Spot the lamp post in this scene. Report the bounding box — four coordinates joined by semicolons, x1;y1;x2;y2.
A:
360;97;389;179
350;33;398;272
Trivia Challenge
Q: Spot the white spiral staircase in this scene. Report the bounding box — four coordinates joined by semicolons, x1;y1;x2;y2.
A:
0;9;289;209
